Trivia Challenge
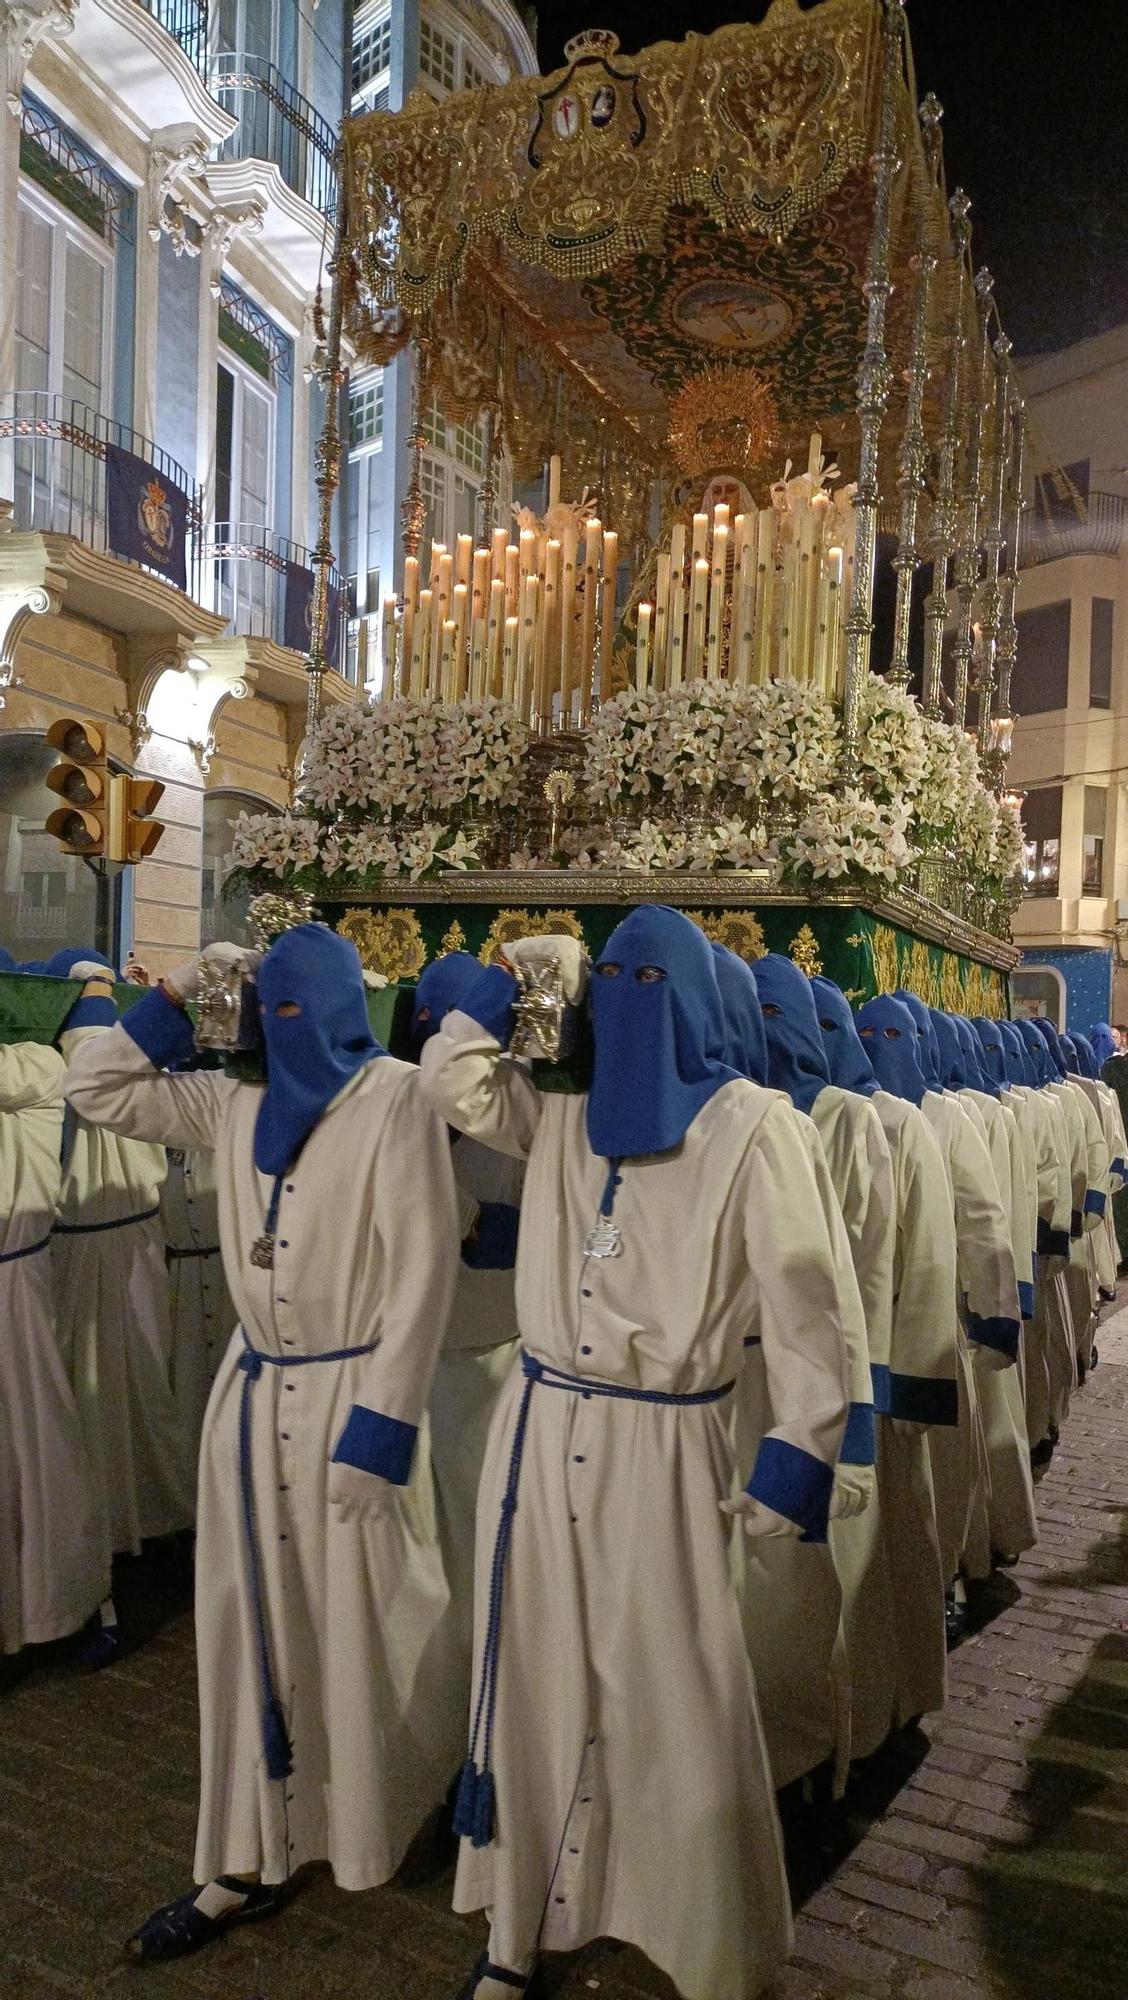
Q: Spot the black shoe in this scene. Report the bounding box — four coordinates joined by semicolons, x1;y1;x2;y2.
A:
125;1879;288;1962
945;1595;967;1650
454;1953;539;1999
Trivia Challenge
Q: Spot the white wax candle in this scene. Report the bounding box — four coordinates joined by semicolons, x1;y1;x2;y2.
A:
687;557;709;679
635;603;652;694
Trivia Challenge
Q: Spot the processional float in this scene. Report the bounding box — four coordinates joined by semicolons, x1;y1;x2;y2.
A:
228;0;1026;1020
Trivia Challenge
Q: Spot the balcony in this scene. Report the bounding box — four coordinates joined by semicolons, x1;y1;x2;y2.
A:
66;0;233;149
207;53;337;219
205;521;350;674
138;0;208;71
0;391;203;600
1019;489;1128;568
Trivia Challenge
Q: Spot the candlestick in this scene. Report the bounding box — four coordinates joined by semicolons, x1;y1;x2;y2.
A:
539;538;561;729
753;509;775;685
504;542;520;616
455;533;473;591
691;512;709;566
469;617;487;700
599;530;618;701
440;619;457;705
825;546;844;694
687;557;709;679
487;577;505;696
560;531;578;725
381;596;398;698
491;527;508;582
807;428;823;484
411;587;431;696
427;541;445;595
518;575;539;723
713;502;730;532
471;547;489;624
734;543;756;684
706;523;729;678
635;604;652;694
548;453;561;512
519;528;536;588
432;551;453;689
653;552;670;689
451;582;469;697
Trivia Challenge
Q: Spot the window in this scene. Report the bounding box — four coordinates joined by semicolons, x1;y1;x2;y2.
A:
422;392;447;451
349;374;384;448
215;355;276;631
420;18;456;91
1016;600;1071;714
13;187;112;533
201;790;278;947
1022;785;1062;898
0;734;126;962
353;12;392;93
1083;785;1107;896
421;452;446;548
213;0;276;61
1011;969;1065;1029
462;57;489;91
1090;597;1114;709
451;414;486;475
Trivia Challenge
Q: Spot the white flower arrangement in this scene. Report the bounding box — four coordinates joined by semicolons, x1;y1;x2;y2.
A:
228;810;320;877
782;787;914;888
301;695;527;824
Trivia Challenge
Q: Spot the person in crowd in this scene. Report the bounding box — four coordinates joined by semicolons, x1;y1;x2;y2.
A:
48;949;193;1665
1014;1019;1082;1453
931;1013;1037;1568
420;906;851;2000
63;927;463;1960
813;977;958;1747
1031;1018;1108;1383
0;1023;107;1660
411;951;522;1698
859;994;1018;1642
750;953;892;1785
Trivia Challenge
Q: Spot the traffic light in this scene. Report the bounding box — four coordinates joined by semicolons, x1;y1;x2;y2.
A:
44;717;108;856
107;774;165;863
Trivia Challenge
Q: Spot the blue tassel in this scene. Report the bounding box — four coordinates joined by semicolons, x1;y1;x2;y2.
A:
451;1758;496;1848
263;1697;293;1781
470;1768;496;1849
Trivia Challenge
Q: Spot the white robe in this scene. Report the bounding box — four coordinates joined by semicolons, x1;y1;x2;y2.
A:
54;1026;194;1557
162;1147;236;1463
1011;1084;1075;1445
422;1011;851;2000
866;1091;958;1736
64;1017;464;1891
918;1092;1019;1583
431;1136;522;1683
0;1044;107;1652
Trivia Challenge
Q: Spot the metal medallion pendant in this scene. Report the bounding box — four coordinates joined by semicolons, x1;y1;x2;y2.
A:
250;1234;276;1270
584;1214;622;1259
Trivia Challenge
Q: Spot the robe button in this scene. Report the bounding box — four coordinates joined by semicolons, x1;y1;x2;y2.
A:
554;1896;565;1905
582;1289;592;1298
280;1240;289;1249
286;1183;295;1192
281;1433;291;1441
573;1455;585;1463
580;1345;592;1356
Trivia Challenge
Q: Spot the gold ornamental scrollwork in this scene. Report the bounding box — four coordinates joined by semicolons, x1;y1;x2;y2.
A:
437;919;469;957
681;910;767;961
338;908;428;982
477;908;587;966
788;923;823;977
939;953;966;1015
870;923;899;996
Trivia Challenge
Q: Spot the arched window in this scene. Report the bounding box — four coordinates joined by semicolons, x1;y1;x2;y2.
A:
0;732;127;963
201;787;279;946
1011;966;1066;1030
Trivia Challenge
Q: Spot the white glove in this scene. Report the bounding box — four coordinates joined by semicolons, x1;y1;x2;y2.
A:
163;942;262;1003
830;1463;876;1520
327;1460;395;1522
970;1338;1014;1376
69;960;114;983
720;1494;802;1540
502;935;589;1005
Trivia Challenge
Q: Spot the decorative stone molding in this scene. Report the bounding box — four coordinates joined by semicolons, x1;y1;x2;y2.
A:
205;196;266;299
114;706;153;759
146;124;210;256
0;580;55;705
3;0;77;117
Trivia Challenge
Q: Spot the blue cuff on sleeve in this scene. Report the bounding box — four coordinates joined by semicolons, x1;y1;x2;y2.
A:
965;1309;1020;1362
1112;1156;1126;1180
1084;1188;1107;1218
746;1437;834;1544
122;989;197;1069
1018;1278;1035;1320
839;1401;876;1468
881;1369;959;1427
461;1200;521;1270
332;1403;417;1485
1036;1219;1071;1259
62;995;117;1032
457;964;518;1045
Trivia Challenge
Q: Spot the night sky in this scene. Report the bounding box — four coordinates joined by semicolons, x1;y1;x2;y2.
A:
532;0;1128;358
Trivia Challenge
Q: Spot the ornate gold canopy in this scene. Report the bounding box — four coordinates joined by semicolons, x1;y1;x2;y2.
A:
340;0;942;482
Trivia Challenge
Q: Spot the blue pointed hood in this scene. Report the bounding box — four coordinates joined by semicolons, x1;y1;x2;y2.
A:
1060;1033;1081;1077
954;1015;997;1097
1090;1021;1117;1069
929;1010;967;1090
810;975;879;1097
973;1017;1009;1090
1031;1016;1069;1079
1016;1018;1056;1086
411;952;481;1047
587;905;740;1160
254;924;384;1176
710;945;768;1085
750;953;830;1113
893;989;943;1092
1072;1033;1099;1080
856;995;927;1105
0;947;15;973
999;1019;1035;1086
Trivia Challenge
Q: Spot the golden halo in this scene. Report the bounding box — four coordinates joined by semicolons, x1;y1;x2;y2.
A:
667;365;778;481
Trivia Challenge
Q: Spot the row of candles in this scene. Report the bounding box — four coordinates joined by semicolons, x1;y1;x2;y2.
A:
377;441;855;723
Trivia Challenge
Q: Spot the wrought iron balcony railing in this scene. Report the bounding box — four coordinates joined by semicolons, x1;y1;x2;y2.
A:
137;0;208;72
207;52;337;218
206;520;350;674
1019;489;1128;568
0;390;203;599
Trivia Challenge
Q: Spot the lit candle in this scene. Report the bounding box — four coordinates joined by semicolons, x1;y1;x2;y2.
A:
518;573;539;722
691;512;709;566
432;551;453;688
807;428;823;485
706;522;729;678
540;538;561;727
754;509;775;685
504;542;520;616
502;613;519;705
452;582;469;696
440;618;457;704
487;576;505;696
381;595;398;697
427;541;445;595
687;557;709;679
653;552;670;689
578;518;602;726
403;554;420;613
713;501;731;532
411;587;431;697
599;530;618;702
794;501;818;681
548;453;562;512
471;547;489;626
825;545;844;695
491;527;509;582
635;602;652;694
455;533;473;591
734;542;756;684
519;527;536;587
559;530;578;724
469;616;487;700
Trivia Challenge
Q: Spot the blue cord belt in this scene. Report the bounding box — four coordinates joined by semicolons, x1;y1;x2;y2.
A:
236;1328;379;1781
0;1232;52;1265
453;1347;735;1849
54;1205;160;1236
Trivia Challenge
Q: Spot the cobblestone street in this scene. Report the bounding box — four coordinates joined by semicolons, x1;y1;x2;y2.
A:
4;1356;1128;2000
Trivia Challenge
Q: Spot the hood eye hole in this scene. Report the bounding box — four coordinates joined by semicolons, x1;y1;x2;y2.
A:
595;961;622;978
818;1018;837;1031
883;1026;901;1040
761;1002;782;1016
635;965;666;983
274;1002;302;1018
